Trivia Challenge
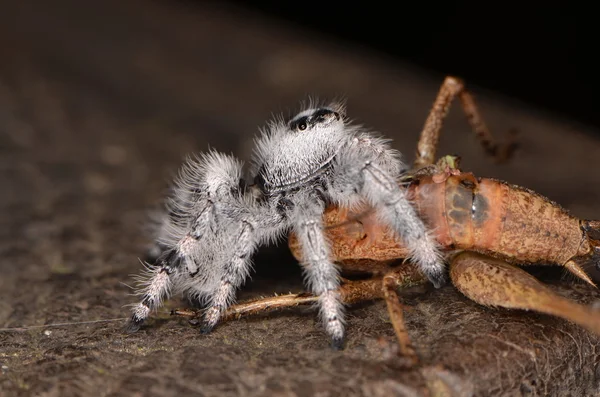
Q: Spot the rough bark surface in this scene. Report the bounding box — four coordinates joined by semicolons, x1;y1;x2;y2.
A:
1;1;600;396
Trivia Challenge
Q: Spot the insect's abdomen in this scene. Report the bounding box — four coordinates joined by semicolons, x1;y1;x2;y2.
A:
412;173;583;265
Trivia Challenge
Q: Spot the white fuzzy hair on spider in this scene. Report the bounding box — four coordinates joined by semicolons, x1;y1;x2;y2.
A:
127;100;444;349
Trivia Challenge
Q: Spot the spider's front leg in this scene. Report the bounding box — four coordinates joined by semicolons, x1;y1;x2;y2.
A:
290;197;346;349
331;143;446;288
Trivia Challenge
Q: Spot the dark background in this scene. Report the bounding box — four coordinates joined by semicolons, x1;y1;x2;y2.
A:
213;1;598;130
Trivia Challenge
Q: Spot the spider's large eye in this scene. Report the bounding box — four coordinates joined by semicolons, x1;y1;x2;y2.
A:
290;116;309;132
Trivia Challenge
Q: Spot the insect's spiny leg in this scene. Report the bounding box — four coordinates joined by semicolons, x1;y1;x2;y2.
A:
414;76;517;168
381;264;428;363
415;76;463;168
564;259;596;288
458;88;518;162
172;279;385;323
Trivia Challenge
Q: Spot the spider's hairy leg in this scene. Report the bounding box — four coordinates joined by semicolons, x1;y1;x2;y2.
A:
291;198;345;349
144;182;196;263
332;144;446;288
365;162;445;286
127;193;214;332
197;195;285;333
126;197;216;332
126;151;251;332
127;249;182;332
199;218;258;334
127;199;216;332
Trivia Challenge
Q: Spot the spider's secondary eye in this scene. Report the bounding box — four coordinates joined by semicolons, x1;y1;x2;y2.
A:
312;108;336;123
298;122;307;131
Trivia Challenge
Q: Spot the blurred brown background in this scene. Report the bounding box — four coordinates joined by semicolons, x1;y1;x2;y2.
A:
1;1;599;396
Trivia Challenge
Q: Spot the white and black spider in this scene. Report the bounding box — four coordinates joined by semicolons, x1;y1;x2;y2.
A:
127;101;445;349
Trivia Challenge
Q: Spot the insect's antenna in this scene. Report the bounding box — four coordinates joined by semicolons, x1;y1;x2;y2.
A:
0;318;128;333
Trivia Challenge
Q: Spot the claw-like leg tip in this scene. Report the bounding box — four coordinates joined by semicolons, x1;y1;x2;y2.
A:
331;336;345;351
200;323;216;335
125;317;143;334
430;272;447;289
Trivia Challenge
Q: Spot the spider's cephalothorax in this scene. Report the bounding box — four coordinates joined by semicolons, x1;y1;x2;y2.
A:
127;101;444;349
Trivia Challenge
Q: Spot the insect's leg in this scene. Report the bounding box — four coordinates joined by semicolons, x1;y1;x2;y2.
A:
174;262;430;360
414;76;518;168
381;263;428;363
174;263;427;320
172;279;379;322
226;278;384;319
210;261;429;359
449;251;600;336
292;200;346;349
173;292;320;321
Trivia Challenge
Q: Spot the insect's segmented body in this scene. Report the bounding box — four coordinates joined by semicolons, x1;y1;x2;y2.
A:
302;170;599;278
411;172;591;266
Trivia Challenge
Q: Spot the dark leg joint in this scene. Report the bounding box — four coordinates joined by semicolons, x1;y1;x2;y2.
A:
200;322;216;335
157;248;181;271
429;272;447;289
125;315;145;333
330;335;345;351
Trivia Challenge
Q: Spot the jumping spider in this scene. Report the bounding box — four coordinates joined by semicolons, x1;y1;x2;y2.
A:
127;101;444;349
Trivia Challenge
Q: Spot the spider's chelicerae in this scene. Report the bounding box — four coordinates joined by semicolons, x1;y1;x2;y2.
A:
127;101;445;349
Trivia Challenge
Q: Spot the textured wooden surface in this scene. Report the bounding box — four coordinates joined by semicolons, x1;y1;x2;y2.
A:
1;1;600;396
